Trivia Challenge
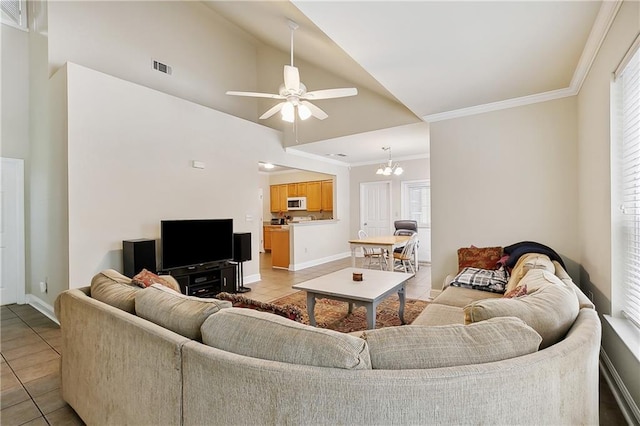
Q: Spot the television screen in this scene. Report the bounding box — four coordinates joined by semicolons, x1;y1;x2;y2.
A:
161;219;233;270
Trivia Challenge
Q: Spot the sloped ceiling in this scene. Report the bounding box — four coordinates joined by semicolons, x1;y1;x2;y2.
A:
202;1;606;164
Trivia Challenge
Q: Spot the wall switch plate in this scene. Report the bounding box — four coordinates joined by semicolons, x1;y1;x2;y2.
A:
192;161;205;169
39;281;47;293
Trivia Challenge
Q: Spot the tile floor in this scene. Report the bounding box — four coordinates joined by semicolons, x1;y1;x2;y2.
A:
0;254;629;425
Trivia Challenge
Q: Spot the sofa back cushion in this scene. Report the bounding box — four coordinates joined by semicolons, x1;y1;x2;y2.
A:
464;269;579;348
90;269;141;313
364;317;541;369
135;284;231;340
201;308;371;370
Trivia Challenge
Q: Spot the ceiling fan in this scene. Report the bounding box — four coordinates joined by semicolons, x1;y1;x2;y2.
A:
226;19;358;123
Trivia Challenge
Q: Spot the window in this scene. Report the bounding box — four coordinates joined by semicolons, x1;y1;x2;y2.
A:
401;180;430;228
1;0;27;31
613;36;640;331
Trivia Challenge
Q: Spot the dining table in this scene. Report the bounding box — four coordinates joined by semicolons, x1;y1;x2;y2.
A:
348;235;412;272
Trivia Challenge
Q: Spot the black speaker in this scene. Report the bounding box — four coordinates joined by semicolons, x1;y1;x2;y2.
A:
233;233;251;262
123;239;156;277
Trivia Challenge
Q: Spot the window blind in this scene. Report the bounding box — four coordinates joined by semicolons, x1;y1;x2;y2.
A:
1;0;25;29
617;44;640;330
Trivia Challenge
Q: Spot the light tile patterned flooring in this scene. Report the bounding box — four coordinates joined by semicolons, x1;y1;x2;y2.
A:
1;254;628;425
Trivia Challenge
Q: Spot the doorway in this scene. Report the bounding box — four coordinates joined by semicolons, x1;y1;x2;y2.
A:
1;158;26;305
359;181;392;236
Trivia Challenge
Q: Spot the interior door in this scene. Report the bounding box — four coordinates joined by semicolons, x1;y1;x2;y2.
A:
1;158;26;305
360;181;391;237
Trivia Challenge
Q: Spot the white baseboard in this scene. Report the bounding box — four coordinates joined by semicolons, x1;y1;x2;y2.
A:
600;348;640;425
290;252;351;271
26;294;59;325
243;273;261;285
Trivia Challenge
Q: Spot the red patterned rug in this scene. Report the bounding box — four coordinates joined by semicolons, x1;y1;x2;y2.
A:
271;291;429;333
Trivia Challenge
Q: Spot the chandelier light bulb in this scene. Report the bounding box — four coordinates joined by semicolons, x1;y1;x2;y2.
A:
375;146;404;177
297;104;311;120
376;167;384;175
394;166;403;175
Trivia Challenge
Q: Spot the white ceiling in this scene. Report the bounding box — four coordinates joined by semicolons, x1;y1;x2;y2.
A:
203;1;608;165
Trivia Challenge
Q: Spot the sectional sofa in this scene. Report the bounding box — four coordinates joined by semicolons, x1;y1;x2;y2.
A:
55;261;601;425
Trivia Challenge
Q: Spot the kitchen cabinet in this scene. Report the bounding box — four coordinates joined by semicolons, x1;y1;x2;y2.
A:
271;229;290;269
263;226;273;251
321;180;333;211
270;185;288;212
306;181;322;212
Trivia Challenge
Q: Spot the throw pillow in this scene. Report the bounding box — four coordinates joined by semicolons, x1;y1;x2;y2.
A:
132;269;180;292
457;246;503;271
363;317;542;370
463;269;579;349
201;308;371;370
135;284;231;341
449;266;509;294
215;292;303;322
90;269;141;313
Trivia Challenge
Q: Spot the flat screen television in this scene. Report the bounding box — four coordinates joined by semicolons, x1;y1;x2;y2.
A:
161;219;233;270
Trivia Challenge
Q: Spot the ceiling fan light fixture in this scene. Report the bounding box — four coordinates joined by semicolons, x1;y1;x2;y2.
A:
281;102;295;123
298;103;311;120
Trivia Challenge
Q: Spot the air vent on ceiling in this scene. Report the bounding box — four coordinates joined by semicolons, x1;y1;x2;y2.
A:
152;59;172;75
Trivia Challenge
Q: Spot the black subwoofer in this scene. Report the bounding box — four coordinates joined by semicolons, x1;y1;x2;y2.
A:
233;233;252;262
123;239;156;277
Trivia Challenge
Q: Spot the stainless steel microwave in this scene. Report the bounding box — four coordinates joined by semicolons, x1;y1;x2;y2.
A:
287;197;307;211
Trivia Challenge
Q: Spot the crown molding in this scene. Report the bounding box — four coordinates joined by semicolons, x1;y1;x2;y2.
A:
423;0;623;124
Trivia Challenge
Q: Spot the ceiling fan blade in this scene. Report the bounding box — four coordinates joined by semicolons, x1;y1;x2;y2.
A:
301;101;328;120
304;88;358;100
226;91;284;100
259;102;285;120
284;65;300;92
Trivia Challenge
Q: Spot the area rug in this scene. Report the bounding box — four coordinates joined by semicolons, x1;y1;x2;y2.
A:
271;291;429;333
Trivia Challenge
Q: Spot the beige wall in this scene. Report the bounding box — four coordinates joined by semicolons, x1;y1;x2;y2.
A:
430;96;579;287
577;0;640;412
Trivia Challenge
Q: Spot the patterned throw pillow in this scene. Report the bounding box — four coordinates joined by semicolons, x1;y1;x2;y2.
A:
132;269;178;292
457;246;503;271
449;266;509;294
215;292;303;322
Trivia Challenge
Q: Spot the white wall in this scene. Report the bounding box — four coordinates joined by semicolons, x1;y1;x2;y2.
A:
577;0;640;413
47;0;260;123
430;96;579;287
61;63;350;288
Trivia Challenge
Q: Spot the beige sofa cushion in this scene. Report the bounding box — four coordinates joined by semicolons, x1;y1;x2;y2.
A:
364;317;541;369
90;269;141;313
431;286;503;308
135;284;231;341
464;269;579;348
552;261;595;309
411;303;465;326
201;308;371;370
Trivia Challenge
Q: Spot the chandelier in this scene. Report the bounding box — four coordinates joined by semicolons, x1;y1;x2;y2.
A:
376;147;403;176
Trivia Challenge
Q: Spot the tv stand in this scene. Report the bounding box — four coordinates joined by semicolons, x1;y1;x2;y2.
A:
159;262;236;298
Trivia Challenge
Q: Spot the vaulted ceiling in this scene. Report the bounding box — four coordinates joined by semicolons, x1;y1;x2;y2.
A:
202;1;607;164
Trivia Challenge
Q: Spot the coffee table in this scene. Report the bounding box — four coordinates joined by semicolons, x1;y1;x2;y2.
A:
292;267;414;330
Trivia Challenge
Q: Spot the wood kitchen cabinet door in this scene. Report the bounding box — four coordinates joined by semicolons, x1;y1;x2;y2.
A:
263;226;272;251
321;180;333;211
278;185;288;211
270;185;280;212
306;181;322;211
287;183;298;197
297;182;307;197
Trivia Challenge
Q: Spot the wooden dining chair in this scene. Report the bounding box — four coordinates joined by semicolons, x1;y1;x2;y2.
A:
393;233;418;274
358;229;387;270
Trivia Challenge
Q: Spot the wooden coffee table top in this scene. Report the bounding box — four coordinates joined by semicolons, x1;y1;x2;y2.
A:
292;267;413;302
